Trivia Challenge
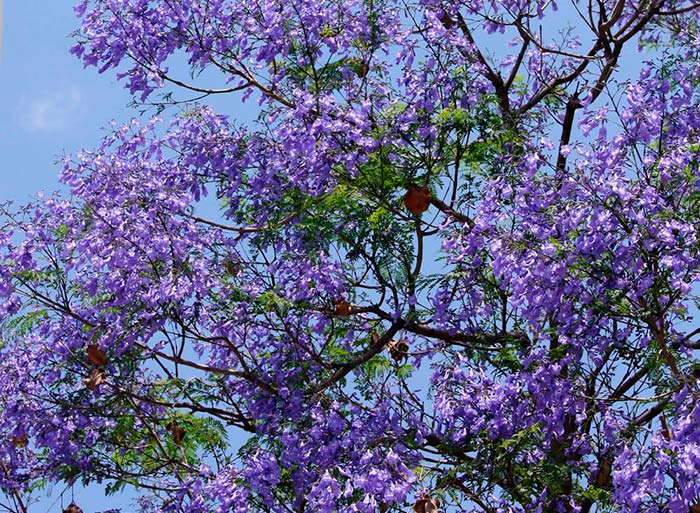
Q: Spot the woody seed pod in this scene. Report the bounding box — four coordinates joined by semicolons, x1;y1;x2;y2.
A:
387;339;409;361
403;186;431;215
413;496;440;513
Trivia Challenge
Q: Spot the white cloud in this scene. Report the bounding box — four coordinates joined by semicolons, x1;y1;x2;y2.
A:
18;86;84;132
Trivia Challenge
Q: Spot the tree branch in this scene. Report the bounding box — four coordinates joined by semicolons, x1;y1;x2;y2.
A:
310;321;406;394
430;197;475;227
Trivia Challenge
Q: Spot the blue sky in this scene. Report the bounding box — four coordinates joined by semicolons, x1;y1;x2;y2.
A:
0;1;134;204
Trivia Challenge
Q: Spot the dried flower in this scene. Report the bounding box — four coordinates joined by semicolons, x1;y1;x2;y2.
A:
86;344;108;366
84;368;107;391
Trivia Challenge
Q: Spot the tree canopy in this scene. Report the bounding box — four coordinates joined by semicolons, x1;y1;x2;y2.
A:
3;1;700;512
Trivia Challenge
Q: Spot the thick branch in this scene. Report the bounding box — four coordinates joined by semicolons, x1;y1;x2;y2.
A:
370;306;529;349
439;10;511;114
135;341;278;395
630;396;671;428
430;197;475;227
556;96;582;171
310;321;406;394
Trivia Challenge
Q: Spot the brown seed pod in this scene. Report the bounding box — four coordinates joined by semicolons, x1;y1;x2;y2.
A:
413;496;440;513
83;368;107;391
63;504;84;513
403;185;431;215
86;344;108;366
690;505;700;513
334;300;351;317
167;421;186;444
387;339;409;361
10;435;28;448
223;258;241;276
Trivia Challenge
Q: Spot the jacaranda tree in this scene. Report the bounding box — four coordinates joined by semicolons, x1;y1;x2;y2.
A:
3;1;700;512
